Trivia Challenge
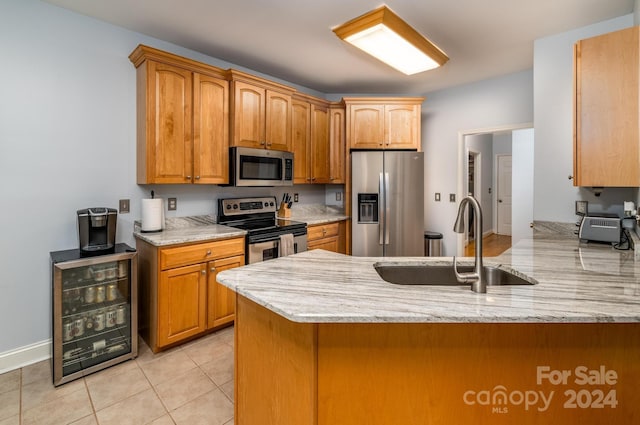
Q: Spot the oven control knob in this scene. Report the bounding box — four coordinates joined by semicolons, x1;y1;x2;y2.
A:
270;202;274;206
226;204;232;210
264;202;268;207
233;204;238;209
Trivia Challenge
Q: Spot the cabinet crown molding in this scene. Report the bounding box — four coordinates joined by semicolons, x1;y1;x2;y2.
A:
129;44;228;80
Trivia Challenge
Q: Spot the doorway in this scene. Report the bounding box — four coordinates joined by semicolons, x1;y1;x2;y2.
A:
496;154;512;235
456;123;533;257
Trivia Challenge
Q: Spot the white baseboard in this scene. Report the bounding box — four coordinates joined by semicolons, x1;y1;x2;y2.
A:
0;340;51;374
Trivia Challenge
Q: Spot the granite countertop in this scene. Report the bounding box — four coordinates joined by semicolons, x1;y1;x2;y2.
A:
277;204;349;225
216;235;640;324
133;215;246;247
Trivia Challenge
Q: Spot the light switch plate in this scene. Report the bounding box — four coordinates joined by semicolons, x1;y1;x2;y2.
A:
435;193;441;202
575;200;588;216
168;197;177;211
449;194;456;202
119;199;130;214
294;193;299;202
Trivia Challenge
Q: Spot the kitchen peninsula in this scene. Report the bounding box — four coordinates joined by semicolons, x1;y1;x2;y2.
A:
217;233;640;424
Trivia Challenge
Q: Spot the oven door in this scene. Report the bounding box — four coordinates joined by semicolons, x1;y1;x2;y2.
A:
247;234;307;264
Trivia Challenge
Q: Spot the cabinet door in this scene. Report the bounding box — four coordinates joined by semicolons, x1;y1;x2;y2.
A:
308;237;339;253
145;61;193;183
574;27;639;187
207;255;244;329
158;263;206;347
329;106;346;183
348;104;385;149
193;73;229;184
232;81;266;148
311;104;330;183
265;90;292;151
385;104;420;149
291;100;311;184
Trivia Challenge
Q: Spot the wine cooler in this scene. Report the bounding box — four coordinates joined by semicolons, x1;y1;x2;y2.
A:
50;243;138;386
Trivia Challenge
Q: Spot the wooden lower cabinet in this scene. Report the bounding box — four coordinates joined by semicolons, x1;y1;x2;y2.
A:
236;295;640;425
207;255;244;328
137;236;245;352
307;221;346;254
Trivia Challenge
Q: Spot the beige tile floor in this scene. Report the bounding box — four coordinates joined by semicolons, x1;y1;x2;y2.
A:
0;326;235;425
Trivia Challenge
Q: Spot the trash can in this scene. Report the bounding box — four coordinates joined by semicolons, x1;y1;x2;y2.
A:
424;231;443;256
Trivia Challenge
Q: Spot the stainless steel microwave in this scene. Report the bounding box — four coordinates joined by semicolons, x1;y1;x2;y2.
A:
229;147;294;186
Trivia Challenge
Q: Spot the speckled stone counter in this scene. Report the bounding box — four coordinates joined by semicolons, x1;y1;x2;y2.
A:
277;204;349;225
217;235;640;323
133;215;246;246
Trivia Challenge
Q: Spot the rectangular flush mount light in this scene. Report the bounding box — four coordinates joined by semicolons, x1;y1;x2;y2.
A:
333;5;449;75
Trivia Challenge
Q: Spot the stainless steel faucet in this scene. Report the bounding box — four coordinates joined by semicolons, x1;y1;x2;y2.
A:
452;196;486;293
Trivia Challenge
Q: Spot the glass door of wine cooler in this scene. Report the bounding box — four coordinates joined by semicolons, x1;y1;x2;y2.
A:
50;244;137;386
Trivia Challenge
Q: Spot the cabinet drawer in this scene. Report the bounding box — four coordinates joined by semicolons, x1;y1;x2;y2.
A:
307;222;340;241
160;237;245;270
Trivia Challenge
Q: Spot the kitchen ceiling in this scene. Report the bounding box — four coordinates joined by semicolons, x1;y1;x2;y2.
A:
43;0;634;95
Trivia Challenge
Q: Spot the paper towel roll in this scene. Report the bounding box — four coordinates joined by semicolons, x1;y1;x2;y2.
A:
141;198;164;232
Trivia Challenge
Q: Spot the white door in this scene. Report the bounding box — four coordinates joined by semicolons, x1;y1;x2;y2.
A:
497;155;512;235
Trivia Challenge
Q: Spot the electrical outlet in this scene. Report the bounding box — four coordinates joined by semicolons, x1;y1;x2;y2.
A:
449;194;456;202
294;193;299;202
336;192;342;201
435;193;441;202
119;199;130;214
168;197;177;211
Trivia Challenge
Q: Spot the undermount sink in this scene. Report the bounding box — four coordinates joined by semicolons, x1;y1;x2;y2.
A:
373;263;536;287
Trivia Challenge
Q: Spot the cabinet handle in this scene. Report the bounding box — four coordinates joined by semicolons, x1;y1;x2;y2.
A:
201;270;206;275
195;176;200;180
311;177;316;182
186;175;192;180
206;250;212;256
260;141;266;146
322;228;327;235
210;267;216;273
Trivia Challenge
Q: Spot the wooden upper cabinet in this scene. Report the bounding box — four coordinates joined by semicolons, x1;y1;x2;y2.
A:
345;98;424;151
291;94;330;184
232;81;266;149
230;70;294;151
141;61;193;183
311;103;330;183
193;74;229;184
266;91;292;151
385;104;421;149
292;99;311;184
574;26;640;187
129;45;229;185
329;104;346;183
348;104;385;149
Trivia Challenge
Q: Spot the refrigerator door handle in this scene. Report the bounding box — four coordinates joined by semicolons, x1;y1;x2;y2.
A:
379;172;384;245
385;172;390;244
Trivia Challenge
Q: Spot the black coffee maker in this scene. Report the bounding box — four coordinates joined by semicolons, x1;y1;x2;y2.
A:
77;208;117;256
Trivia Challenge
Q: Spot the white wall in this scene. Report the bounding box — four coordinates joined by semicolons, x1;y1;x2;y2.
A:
422;70;534;255
533;14;635;223
0;0;328;363
512;129;534;244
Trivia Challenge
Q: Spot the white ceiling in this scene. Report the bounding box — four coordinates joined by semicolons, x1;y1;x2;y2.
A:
43;0;634;95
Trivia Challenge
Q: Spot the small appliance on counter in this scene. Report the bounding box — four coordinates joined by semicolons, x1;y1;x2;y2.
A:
77;208;117;256
578;214;622;244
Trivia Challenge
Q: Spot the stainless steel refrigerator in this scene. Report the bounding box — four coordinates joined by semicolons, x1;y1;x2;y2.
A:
351;151;424;256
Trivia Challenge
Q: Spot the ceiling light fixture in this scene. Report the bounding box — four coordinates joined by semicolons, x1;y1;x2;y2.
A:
332;5;449;75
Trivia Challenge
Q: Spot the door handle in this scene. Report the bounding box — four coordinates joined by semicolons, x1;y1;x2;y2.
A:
379;173;384;245
498;199;503;203
384;172;390;245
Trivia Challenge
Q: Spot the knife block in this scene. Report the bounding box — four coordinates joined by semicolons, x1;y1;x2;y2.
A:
278;202;291;218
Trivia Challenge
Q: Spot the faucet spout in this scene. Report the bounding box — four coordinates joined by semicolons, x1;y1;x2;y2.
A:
452;196;486;293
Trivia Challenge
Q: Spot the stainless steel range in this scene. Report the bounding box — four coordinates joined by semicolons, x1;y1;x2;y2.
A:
217;196;307;264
